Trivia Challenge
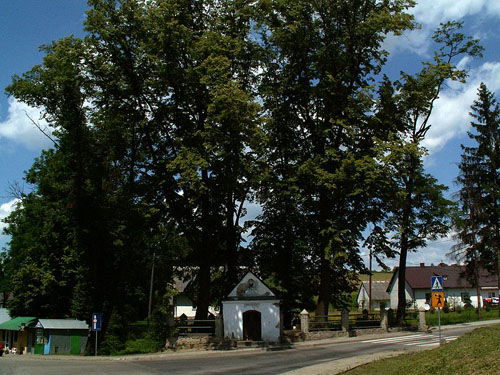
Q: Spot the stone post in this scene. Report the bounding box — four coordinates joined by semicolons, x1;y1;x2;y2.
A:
300;309;309;334
215;314;223;338
166;313;176;349
341;308;350;333
380;309;389;331
418;307;428;332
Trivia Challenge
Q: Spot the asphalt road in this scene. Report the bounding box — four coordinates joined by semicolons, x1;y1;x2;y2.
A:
0;325;487;375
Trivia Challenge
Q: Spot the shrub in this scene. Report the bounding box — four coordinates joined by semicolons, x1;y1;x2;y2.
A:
117;336;162;355
443;302;450;313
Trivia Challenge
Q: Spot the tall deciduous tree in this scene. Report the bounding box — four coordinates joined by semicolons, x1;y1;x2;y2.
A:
253;0;415;320
5;36;151;340
375;21;483;323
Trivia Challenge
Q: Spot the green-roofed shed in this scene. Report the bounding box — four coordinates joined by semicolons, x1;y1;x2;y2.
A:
0;317;36;354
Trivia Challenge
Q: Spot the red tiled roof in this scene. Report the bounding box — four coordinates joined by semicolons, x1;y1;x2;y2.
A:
391;264;498;290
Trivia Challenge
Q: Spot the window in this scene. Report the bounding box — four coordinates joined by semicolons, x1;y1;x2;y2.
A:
425;293;431;304
36;330;44;345
461;292;471;303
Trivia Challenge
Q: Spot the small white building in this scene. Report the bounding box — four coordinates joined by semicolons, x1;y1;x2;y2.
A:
357;281;390;310
387;263;499;309
222;272;281;342
172;277;217;318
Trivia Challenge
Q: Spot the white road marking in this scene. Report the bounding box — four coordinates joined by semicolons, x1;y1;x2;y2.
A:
361;334;428;343
361;335;459;348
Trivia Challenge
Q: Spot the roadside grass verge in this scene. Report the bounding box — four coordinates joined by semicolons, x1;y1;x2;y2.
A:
426;307;499;326
342;324;500;375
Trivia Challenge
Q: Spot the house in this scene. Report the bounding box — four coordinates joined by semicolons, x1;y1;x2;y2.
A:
0;317;88;355
172;277;218;319
357;281;390;310
0;316;37;354
222;271;281;342
387;263;499;309
32;319;89;355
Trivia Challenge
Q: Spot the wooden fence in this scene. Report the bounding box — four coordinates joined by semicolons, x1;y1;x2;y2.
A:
175;318;216;337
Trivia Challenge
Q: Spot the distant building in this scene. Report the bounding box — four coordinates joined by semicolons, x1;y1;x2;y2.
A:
387;263;499;309
0;316;36;354
356;281;390;310
172;277;217;318
0;317;88;355
32;319;88;355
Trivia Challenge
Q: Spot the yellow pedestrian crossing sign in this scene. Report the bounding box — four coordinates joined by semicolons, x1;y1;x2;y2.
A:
432;292;445;308
431;276;443;291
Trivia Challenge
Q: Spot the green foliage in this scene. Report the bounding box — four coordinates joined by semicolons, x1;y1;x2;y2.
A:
452;83;500;300
252;0;415;323
117;336;162;356
0;0;488;342
371;21;482;322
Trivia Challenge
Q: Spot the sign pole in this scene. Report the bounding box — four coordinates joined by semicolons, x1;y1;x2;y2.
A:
431;276;444;345
91;313;102;356
438;307;441;344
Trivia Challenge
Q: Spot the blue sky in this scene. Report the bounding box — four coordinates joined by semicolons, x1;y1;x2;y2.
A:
1;1;500;270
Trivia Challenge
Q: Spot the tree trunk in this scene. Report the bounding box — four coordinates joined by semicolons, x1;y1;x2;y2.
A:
396;241;408;324
397;152;416;324
195;169;212;321
226;193;238;291
195;262;211;320
315;253;331;323
497;246;500;318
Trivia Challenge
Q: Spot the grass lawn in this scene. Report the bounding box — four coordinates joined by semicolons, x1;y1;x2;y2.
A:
342;324;500;375
426;307;500;326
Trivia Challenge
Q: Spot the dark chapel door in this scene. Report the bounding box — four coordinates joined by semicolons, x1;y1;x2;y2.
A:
243;310;262;341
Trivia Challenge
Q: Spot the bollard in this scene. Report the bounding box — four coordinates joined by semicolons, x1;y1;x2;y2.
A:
381;309;389;331
418;307;428;332
341;308;350;333
215;314;223;338
300;310;309;334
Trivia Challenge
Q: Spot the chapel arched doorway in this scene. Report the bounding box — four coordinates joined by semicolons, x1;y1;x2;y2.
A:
242;310;261;341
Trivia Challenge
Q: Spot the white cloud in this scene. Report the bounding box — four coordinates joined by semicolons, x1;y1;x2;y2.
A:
384;1;500;58
0;199;19;250
411;0;492;27
364;234;457;271
0;97;53;150
422;61;500;153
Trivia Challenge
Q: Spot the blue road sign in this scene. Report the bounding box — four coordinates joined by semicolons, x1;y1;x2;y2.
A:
431;276;444;292
92;313;102;331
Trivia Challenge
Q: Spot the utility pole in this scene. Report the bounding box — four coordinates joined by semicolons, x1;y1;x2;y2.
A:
148;251;155;325
369;248;372;311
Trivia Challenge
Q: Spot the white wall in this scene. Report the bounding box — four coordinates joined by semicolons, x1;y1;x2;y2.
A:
0;308;10;324
222;300;280;342
174;294;218;318
357;287;389;310
388;274;413;309
357;286;368;309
